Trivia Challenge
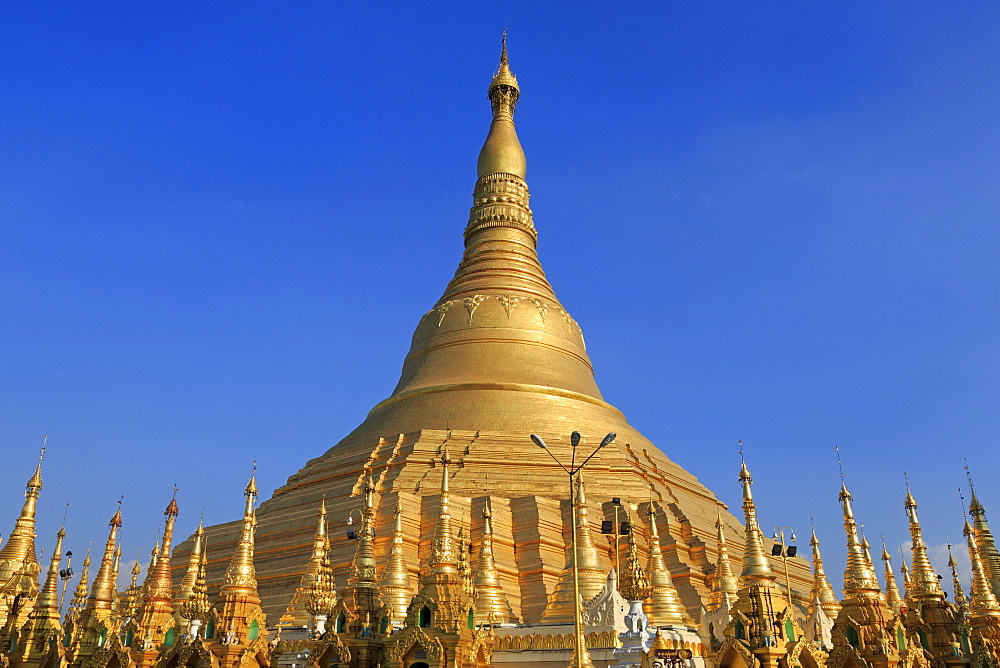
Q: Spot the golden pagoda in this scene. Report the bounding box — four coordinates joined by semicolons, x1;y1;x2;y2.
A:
969;475;1000;600
0;447;45;633
9;525;65;668
713;459;805;668
175;37;813;638
71;505;123;666
211;471;269;667
130;491;180;666
901;487;963;664
828;481;904;668
964;519;1000;664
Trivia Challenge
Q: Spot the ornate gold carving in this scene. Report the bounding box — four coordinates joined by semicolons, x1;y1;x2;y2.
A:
497;294;520;318
463;295;487;324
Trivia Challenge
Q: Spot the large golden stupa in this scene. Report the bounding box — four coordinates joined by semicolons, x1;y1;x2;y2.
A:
178;39;813;627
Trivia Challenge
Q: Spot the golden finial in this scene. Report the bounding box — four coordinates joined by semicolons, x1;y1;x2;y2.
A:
27;436;46;490
478;31;525;178
245;462;259;502
165;484;179;517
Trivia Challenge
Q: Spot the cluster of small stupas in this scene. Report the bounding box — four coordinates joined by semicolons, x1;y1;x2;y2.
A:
4;38;999;668
2;443;999;668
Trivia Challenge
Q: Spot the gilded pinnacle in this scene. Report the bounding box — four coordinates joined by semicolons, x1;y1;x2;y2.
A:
478;33;526;178
905;487;944;599
738;459;774;582
379;503;415;624
712;514;739;599
645;504;689;625
809;526;840;617
839;480;882;598
473;499;515;622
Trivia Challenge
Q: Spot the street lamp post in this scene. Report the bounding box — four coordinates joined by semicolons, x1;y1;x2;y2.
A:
601;498;630;577
531;431;616;668
770;526;797;612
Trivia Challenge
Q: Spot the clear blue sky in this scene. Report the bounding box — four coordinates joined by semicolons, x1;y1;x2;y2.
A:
2;3;997;591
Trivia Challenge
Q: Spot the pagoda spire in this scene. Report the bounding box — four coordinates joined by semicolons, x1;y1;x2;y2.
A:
968;467;1000;598
881;539;903;613
173;516;204;632
472;499;515;623
120;555;142;621
964;519;1000;649
14;523;66;665
838;482;882;598
619;518;651;603
378;504;415;626
220;470;260;600
644;503;689;626
132;490;180;664
477;29;524;180
214;467;266;655
948;544;969;619
904;487;944;599
0;442;46;627
429;452;457;575
709;513;739;610
76;504;123;659
177;539;210;639
738;459;775;583
390;34;604;407
304;533;336;636
809;523;840;618
280;499;332;627
86;505;123;613
65;548;91;622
